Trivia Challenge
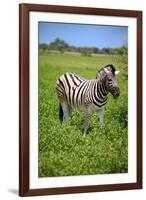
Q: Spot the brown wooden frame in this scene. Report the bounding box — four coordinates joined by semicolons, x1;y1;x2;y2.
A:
19;3;143;197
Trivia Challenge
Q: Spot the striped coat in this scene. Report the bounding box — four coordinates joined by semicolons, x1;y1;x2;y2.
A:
56;72;108;111
56;64;120;136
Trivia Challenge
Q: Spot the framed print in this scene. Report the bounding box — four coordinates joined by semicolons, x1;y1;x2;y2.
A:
19;3;142;196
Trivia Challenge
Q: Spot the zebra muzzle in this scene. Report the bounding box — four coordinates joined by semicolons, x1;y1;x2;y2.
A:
112;87;120;98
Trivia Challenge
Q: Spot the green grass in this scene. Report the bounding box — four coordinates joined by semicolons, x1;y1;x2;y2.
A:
39;52;128;177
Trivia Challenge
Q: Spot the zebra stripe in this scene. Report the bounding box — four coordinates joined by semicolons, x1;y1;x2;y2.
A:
56;72;108;110
75;81;88;107
56;64;120;136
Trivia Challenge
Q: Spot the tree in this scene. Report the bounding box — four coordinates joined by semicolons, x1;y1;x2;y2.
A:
49;38;69;53
102;47;111;55
92;47;99;54
116;46;128;66
80;48;92;56
39;43;48;51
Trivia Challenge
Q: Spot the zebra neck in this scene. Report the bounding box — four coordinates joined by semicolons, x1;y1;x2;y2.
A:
92;80;108;108
96;81;108;98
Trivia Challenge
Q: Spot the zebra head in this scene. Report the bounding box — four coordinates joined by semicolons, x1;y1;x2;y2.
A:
97;64;120;98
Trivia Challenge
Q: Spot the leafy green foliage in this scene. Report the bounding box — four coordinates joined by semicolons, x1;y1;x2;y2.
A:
39;38;127;56
39;53;128;177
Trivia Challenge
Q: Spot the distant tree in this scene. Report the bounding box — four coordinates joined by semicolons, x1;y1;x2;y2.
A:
116;46;128;66
80;48;92;56
92;47;99;54
49;38;69;53
102;47;111;55
39;43;48;51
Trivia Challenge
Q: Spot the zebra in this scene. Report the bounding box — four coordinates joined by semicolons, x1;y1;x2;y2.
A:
56;64;120;136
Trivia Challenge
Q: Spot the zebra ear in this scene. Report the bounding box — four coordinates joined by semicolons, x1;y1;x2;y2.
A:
103;68;110;74
115;70;120;75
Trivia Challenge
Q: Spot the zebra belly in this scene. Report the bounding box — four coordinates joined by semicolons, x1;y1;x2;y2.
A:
88;103;105;112
82;103;105;113
71;103;105;113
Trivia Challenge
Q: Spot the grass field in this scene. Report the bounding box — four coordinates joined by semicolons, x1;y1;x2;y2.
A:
38;52;128;177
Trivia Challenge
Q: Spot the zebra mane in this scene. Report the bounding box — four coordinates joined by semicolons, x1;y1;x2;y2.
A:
96;64;116;79
105;64;116;75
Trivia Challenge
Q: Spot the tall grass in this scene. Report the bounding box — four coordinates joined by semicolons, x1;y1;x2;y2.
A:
39;53;128;177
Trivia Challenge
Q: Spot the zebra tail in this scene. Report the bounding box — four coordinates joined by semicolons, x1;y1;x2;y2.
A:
59;103;63;122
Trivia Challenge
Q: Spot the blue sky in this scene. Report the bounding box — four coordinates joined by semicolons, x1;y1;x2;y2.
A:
39;22;128;48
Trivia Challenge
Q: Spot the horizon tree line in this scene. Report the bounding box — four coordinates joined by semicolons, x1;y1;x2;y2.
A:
39;38;128;57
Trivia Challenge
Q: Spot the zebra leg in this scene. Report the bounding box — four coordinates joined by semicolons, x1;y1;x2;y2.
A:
98;109;104;128
83;109;90;137
60;101;70;123
69;106;72;119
